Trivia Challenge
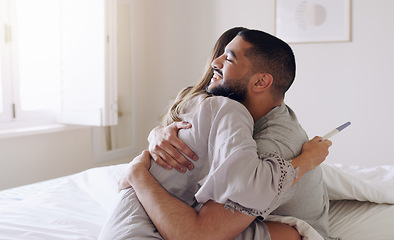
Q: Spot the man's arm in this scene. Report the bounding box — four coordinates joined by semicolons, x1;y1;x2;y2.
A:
123;137;330;240
127;151;254;240
148;122;199;172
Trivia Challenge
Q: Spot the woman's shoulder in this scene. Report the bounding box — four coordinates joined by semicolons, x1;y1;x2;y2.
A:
202;95;247;110
185;94;243;109
182;94;252;122
201;96;252;122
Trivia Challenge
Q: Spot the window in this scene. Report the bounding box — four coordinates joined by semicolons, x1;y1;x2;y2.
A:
0;0;117;128
0;0;136;163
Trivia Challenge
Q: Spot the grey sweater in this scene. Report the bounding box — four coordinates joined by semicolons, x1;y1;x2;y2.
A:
253;103;338;240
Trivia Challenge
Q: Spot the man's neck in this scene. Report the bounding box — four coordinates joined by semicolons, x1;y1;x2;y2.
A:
243;98;283;123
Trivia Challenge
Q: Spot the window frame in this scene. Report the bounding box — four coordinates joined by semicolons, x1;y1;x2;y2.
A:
0;0;137;164
0;0;118;128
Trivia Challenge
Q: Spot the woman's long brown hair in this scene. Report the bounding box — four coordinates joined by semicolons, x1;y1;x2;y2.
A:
161;27;248;126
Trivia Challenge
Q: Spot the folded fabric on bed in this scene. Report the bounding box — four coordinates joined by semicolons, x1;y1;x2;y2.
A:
321;163;394;204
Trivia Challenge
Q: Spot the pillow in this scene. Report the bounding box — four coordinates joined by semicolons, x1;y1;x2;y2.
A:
321;163;394;204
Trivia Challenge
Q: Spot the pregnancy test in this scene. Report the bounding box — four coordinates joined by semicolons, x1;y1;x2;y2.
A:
322;121;351;140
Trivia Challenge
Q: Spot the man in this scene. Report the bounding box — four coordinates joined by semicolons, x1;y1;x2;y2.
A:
100;29;335;239
146;30;337;240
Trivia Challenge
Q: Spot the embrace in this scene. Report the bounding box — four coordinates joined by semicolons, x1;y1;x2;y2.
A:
99;28;338;240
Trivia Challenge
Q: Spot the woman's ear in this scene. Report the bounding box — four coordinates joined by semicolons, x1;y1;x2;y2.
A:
252;73;273;92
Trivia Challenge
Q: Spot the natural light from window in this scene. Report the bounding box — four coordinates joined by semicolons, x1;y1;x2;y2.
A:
1;0;116;128
16;0;61;111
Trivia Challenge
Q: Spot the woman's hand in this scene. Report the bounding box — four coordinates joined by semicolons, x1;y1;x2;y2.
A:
118;150;152;192
148;121;199;173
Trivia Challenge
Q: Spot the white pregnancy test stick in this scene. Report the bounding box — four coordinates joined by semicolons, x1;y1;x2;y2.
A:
322;122;351;140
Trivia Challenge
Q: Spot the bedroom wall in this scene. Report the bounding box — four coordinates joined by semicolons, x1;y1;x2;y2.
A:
285;0;394;168
134;0;394;168
0;127;130;190
1;0;393;190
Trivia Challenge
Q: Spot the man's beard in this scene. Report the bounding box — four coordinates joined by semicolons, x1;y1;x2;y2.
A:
206;79;248;103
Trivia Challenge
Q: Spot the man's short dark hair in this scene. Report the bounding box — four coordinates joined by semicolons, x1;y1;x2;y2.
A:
238;30;296;99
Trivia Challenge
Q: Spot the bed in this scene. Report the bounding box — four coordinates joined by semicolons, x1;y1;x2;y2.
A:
0;163;393;240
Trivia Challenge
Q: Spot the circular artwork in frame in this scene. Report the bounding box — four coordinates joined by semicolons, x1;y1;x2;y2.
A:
276;0;351;43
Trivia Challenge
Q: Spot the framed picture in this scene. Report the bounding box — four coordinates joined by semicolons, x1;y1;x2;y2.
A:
275;0;351;43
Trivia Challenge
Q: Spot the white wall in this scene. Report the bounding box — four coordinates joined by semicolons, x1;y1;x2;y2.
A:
0;128;129;190
132;0;394;168
286;0;394;167
1;0;393;190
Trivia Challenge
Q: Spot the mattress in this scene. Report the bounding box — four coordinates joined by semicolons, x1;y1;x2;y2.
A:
0;163;393;240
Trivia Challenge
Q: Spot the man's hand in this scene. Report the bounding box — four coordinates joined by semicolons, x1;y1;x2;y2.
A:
302;136;332;170
290;136;332;185
118;150;151;192
148;121;199;173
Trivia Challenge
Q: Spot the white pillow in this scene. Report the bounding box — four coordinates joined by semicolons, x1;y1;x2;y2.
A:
321;163;394;204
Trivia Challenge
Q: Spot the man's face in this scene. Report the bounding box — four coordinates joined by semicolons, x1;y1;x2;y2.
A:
206;36;253;103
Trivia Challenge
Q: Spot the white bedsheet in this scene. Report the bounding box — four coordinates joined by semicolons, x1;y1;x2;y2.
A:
0;164;124;240
329;200;394;240
0;163;393;240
